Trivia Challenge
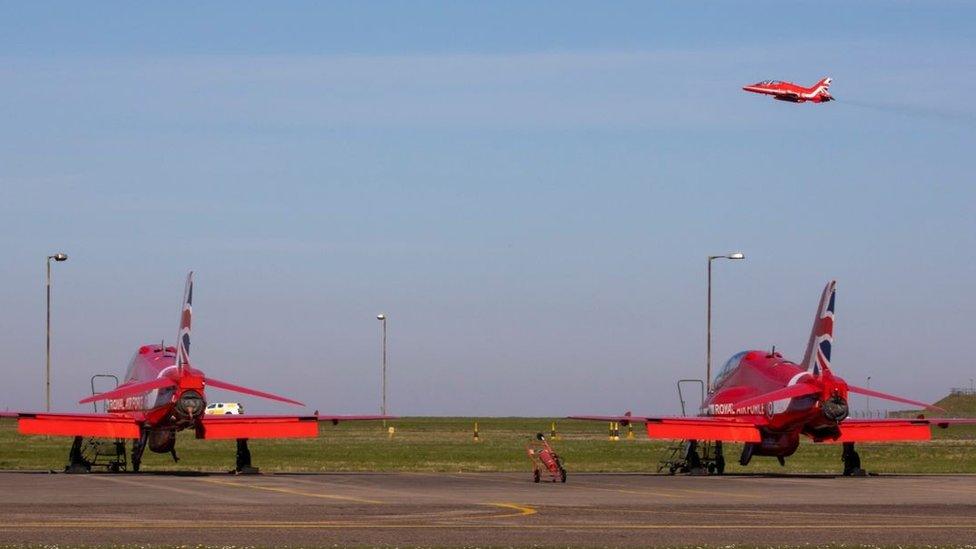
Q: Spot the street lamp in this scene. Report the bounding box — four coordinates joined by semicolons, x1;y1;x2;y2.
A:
706;252;745;393
376;313;387;425
866;376;872;416
46;252;68;412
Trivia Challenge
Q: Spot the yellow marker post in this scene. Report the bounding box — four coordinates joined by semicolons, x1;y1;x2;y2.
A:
550;421;557;440
473;421;480;442
626;422;635;440
387;426;395;439
608;421;613;441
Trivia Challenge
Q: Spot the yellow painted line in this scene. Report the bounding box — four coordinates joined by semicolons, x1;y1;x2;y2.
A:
1;522;975;530
200;477;383;504
88;475;252;504
488;502;537;517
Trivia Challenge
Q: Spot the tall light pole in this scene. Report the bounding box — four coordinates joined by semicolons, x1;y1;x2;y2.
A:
706;252;745;393
46;252;68;412
866;376;872;416
376;313;387;425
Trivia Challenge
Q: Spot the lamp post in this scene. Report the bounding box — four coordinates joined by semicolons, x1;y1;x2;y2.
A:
866;376;872;417
46;252;68;412
706;252;745;393
376;313;387;426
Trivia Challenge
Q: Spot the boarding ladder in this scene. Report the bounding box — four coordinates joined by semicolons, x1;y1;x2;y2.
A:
657;379;724;475
76;375;127;472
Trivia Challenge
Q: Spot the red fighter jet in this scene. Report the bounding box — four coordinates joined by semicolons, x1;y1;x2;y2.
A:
743;77;834;103
1;272;387;473
574;281;976;476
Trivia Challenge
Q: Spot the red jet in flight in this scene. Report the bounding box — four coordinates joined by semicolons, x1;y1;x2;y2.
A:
1;272;387;473
574;281;976;475
743;77;833;103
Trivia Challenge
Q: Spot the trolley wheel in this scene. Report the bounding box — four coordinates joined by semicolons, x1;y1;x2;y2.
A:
707;463;716;475
559;467;567;483
669;465;677;475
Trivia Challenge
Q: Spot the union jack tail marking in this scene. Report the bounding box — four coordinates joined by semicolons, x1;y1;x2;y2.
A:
176;271;193;373
801;280;836;377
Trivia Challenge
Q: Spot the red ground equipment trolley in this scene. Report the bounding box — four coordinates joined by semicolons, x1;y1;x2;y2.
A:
526;433;566;483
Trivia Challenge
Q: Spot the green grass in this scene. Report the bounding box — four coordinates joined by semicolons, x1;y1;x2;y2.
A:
2;417;976;474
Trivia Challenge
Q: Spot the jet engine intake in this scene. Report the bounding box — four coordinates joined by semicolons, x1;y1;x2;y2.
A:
822;395;849;422
175;389;206;422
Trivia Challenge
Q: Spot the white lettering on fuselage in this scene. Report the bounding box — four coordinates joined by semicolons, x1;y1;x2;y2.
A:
705;402;773;417
107;395;148;412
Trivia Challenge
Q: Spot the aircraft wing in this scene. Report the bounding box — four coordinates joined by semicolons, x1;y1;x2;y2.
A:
13;412;144;438
198;414;320;439
198;414;392;440
825;418;976;443
570;415;766;442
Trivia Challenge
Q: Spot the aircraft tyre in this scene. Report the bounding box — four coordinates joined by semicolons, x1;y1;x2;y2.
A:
559;467;567;483
714;441;726;475
131;429;148;472
739;442;755;466
64;436;92;474
842;442;864;476
533;469;541;483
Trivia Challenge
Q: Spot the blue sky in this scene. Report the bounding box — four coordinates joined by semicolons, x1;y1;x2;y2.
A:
1;2;974;415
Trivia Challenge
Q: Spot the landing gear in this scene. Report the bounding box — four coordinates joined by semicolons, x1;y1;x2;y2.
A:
131;428;148;473
235;438;259;474
739;442;755;466
659;440;725;475
842;442;865;476
65;436;92;474
683;440;703;472
714;441;725;475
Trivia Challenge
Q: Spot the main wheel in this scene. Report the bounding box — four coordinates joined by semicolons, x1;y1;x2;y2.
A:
559;468;567;483
533;470;541;483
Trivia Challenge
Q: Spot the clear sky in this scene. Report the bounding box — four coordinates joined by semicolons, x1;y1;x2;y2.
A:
1;1;974;416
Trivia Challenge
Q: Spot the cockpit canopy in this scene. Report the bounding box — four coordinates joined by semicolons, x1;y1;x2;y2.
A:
755;80;782;86
714;351;748;386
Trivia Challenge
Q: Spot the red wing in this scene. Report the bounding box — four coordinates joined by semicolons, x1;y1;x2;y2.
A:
644;417;764;442
205;377;304;406
827;417;976;443
15;412;143;438
198;415;319;440
78;376;176;404
199;414;392;439
826;419;932;442
570;415;765;442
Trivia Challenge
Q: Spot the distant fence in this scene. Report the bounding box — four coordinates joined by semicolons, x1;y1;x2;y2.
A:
849;410;893;419
950;388;976;396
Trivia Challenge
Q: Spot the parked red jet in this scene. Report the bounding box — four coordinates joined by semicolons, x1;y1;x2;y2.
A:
743;77;833;103
574;281;976;475
1;272;387;472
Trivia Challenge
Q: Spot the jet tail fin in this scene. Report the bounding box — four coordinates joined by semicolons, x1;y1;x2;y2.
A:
813;77;833;99
176;271;193;374
801;281;836;377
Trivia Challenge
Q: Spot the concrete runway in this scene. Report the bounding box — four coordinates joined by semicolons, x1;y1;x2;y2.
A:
2;471;976;546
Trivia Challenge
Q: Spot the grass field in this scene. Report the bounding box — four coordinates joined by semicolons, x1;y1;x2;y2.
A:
2;417;976;474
